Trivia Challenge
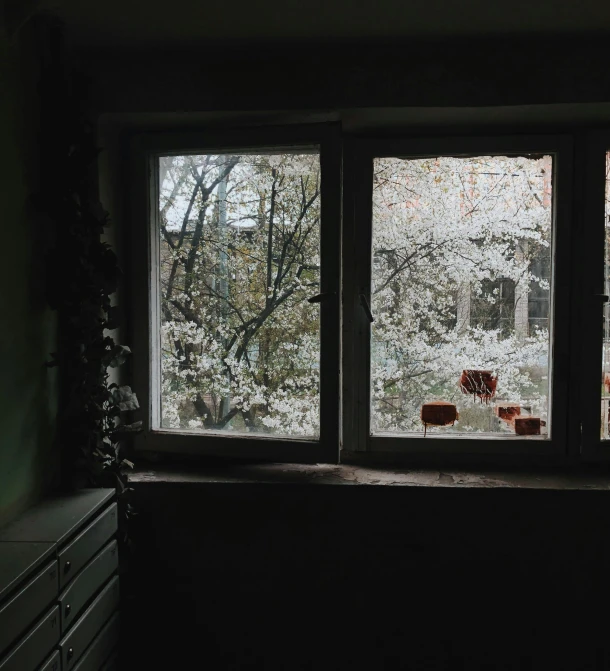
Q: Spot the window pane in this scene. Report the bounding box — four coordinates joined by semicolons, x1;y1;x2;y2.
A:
371;154;553;438
158;152;321;437
602;152;610;439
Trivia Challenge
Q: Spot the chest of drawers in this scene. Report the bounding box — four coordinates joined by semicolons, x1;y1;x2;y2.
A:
0;490;119;671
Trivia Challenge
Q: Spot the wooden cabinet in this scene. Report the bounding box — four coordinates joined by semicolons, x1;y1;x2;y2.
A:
58;505;118;590
59;577;120;671
72;613;119;671
59;541;118;634
39;650;61;671
0;559;58;656
0;607;60;671
0;490;119;671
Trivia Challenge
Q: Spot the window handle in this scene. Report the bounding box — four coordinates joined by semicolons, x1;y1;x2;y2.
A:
594;294;609;303
359;293;374;323
307;292;336;304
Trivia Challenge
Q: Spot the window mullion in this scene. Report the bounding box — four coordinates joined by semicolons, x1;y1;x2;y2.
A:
580;134;610;458
345;142;374;452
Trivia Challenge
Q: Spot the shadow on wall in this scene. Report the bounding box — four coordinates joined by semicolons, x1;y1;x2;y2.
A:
125;482;610;671
0;22;60;525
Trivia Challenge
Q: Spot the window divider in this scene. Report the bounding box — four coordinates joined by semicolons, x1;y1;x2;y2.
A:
580;132;610;459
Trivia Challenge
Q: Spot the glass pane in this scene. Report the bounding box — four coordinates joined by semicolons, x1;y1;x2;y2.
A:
371;154;553;438
602;152;610;439
158;151;321;438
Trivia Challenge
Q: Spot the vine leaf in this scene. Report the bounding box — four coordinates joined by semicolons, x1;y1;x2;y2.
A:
111;386;140;412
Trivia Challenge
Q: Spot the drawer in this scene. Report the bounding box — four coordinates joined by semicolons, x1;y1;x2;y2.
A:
0;560;58;656
60;541;118;633
58;504;117;589
72;612;119;671
59;576;119;671
0;606;60;671
0;542;55;603
99;651;118;671
38;650;60;671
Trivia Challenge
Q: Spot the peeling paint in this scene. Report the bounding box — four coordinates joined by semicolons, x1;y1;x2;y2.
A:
130;463;610;490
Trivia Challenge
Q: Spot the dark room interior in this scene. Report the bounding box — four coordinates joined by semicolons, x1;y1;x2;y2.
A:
4;1;610;669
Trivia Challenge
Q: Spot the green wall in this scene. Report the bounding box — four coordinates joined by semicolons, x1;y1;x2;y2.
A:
0;24;59;526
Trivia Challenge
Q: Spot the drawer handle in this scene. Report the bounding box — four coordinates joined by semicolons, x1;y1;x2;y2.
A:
64;561;72;574
67;648;74;660
65;603;71;617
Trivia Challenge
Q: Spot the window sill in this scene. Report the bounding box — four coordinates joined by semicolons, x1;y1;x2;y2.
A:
128;462;610;490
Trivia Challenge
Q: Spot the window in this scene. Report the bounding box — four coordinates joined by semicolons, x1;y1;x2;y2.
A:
130;127;610;463
158;151;321;438
131;127;340;461
369;152;553;438
346;136;572;456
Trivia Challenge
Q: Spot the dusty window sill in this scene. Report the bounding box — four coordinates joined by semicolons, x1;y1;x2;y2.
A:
128;462;610;490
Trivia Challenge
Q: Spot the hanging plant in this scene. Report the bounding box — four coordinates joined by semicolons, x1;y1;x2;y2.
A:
34;63;139;541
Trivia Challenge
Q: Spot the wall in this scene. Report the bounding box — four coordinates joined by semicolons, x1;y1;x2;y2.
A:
78;36;610;116
0;24;59;525
79;32;610;671
126;479;610;670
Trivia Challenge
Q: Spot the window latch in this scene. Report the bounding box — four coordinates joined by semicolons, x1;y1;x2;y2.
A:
359;293;374;323
307;292;336;304
593;294;609;303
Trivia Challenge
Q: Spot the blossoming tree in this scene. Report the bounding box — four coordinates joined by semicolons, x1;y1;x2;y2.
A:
371;154;552;434
159;152;321;435
158;150;553;438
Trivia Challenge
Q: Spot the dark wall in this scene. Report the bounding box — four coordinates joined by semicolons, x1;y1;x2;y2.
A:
92;32;610;671
78;36;610;116
126;482;610;670
0;23;59;525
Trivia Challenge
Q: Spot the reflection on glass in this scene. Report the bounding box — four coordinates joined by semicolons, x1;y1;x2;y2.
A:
371;154;553;437
158;152;321;437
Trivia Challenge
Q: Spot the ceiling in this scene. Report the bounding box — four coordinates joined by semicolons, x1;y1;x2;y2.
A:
37;0;610;48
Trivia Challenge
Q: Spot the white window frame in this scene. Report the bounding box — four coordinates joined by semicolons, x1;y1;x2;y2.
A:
128;124;342;463
343;134;577;460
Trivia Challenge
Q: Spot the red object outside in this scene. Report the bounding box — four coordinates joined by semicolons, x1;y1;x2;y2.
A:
514;417;541;435
459;370;497;403
420;401;458;437
495;405;521;424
